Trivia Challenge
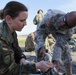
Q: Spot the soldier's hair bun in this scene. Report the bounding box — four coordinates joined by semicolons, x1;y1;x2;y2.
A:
0;9;4;20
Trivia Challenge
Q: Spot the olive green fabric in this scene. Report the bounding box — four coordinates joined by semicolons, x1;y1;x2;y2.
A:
33;13;44;25
25;33;36;51
0;21;25;75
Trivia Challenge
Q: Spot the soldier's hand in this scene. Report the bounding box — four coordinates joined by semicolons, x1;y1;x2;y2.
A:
20;58;31;65
36;60;53;72
37;46;46;61
20;58;26;65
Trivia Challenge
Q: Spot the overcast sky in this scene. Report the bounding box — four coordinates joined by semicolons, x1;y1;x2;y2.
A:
0;0;76;35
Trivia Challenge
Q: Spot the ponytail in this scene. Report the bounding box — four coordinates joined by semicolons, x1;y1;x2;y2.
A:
0;9;4;20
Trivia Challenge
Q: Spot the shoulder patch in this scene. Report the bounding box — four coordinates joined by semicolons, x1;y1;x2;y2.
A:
2;45;8;51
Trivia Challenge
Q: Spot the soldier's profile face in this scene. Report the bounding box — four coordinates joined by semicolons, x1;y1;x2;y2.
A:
11;11;28;31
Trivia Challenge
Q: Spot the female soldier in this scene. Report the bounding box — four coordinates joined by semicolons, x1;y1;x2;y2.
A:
0;1;52;75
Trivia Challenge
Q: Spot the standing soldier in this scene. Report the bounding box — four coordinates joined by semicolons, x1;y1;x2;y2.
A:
33;9;44;25
25;9;44;51
25;9;44;52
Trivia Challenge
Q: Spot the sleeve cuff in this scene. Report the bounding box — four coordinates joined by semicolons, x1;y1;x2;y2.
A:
21;63;36;74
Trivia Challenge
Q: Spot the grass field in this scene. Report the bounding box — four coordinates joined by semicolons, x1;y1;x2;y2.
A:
17;34;76;47
17;35;27;47
17;34;76;56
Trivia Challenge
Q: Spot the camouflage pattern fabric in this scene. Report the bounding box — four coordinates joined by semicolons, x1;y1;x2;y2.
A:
42;68;59;75
0;21;26;75
25;32;36;52
33;13;44;25
0;45;16;75
45;34;55;52
19;63;36;74
44;53;52;62
73;26;76;33
35;9;74;75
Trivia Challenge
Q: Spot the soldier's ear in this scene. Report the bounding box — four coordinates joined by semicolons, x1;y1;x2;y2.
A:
5;15;12;24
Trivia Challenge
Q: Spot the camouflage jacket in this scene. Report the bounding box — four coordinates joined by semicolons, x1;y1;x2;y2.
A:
0;21;26;73
33;13;44;25
35;9;74;50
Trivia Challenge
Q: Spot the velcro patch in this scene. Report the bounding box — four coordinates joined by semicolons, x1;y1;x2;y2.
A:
2;46;8;51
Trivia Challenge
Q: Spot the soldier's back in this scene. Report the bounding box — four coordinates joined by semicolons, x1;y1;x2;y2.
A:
25;33;36;52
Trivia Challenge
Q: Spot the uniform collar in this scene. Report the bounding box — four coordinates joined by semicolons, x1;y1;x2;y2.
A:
1;20;14;44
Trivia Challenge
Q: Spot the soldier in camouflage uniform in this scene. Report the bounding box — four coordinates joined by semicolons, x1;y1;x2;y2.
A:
25;31;36;52
35;9;76;75
25;9;44;51
0;1;29;75
0;1;53;75
33;9;44;25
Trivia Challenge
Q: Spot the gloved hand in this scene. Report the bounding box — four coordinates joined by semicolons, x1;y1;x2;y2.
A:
37;46;46;61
